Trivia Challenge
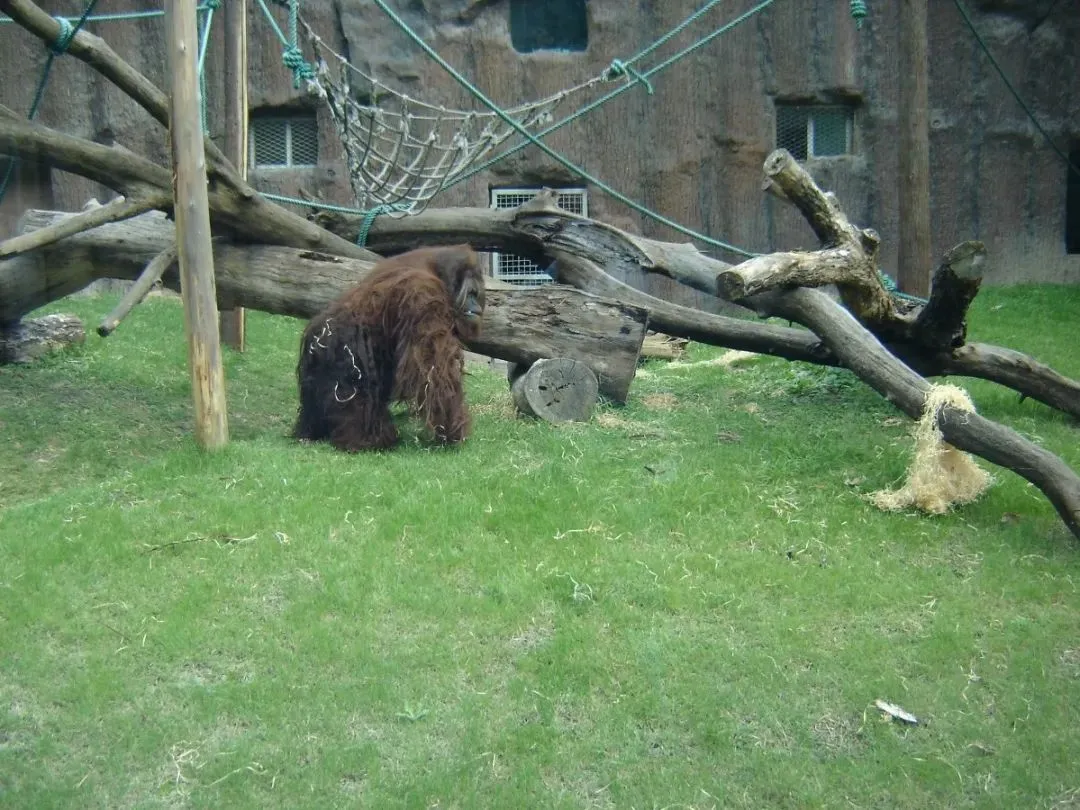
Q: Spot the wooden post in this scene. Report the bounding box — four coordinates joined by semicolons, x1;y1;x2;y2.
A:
166;0;229;449
219;0;248;350
897;0;932;298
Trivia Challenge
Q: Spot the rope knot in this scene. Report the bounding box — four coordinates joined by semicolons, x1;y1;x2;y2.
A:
282;45;316;88
850;0;868;29
204;0;221;8
50;16;75;55
603;58;653;95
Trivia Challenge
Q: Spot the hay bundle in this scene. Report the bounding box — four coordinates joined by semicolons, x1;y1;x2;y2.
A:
869;384;992;515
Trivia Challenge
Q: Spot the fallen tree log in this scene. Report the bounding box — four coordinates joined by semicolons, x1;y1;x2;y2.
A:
764;288;1080;539
0;210;648;402
314;196;1080;421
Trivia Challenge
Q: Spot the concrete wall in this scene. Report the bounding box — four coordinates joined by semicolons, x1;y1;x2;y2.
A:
1;0;1077;296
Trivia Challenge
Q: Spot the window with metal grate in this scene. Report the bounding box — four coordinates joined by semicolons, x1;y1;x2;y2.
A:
490;188;588;286
775;103;854;160
1067;151;1080;255
510;0;587;53
250;111;319;168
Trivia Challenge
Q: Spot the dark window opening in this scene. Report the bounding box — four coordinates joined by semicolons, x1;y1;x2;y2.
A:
250;109;319;168
510;0;587;53
1067;150;1080;254
776;103;854;160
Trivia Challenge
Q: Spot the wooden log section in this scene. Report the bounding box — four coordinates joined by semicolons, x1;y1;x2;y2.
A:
511;358;599;422
166;0;228;451
1;210;647;403
0;314;85;363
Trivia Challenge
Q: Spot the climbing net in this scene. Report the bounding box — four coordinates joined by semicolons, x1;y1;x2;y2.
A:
299;17;605;215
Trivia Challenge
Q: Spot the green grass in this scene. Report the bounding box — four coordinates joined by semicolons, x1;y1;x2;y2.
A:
1;285;1078;809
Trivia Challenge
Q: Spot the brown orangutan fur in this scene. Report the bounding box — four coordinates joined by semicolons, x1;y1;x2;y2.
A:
292;245;486;452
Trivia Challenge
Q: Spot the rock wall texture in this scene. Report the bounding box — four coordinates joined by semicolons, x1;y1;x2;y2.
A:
1;0;1077;300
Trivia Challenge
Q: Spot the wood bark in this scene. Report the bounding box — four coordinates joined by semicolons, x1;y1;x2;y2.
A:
0;313;84;363
898;0;933;297
219;0;248;351
166;0;228;450
511;358;599;422
769;288;1080;539
0;0;378;263
1;209;648;402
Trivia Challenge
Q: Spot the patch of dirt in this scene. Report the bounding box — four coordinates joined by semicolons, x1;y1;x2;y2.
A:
641;393;679;410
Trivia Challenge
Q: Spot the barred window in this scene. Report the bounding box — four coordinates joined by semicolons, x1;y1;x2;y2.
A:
250;112;318;168
1067;151;1080;254
776;103;854;160
490;188;588;287
510;0;587;53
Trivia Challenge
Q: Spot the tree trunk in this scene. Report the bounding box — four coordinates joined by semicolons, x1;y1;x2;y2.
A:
1;209;648;403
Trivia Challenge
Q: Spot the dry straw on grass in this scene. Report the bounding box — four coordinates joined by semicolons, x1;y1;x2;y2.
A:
869;384;992;515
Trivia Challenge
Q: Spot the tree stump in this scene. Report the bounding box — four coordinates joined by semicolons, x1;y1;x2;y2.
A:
0;314;85;364
511;358;599;423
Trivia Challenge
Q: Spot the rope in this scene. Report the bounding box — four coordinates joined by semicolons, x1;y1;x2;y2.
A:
952;0;1080;179
849;0;868;29
356;203;411;247
197;0;220;135
446;0;778;206
877;269;928;304
0;0;100;204
369;0;775;259
620;0;726;71
1;5;219;24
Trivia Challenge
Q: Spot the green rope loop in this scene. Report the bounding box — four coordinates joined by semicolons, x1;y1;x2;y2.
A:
603;59;654;95
849;0;868;29
356;204;410;247
49;16;75;53
204;0;221;8
877;269;928;304
282;46;317;87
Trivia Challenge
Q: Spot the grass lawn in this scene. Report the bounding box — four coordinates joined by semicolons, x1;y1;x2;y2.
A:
1;285;1078;809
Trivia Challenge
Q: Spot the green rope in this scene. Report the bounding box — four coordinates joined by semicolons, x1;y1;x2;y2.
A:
953;0;1080;179
446;0;777;220
0;0;100;204
620;0;726;71
849;0;868;29
197;1;219;135
370;0;776;260
253;0;317;89
356;203;411;247
0;5;219;24
877;269;928;304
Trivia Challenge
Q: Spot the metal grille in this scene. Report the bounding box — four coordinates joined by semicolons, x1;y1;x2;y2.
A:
251;113;319;168
776;104;852;159
490;188;588;287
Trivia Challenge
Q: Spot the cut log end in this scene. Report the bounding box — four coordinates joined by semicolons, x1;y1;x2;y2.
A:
510;358;599;423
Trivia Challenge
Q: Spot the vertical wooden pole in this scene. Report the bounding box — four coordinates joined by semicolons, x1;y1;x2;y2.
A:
166;0;229;450
897;0;932;297
220;0;247;351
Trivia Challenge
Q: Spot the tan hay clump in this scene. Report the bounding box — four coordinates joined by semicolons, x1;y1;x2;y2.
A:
869;384;992;515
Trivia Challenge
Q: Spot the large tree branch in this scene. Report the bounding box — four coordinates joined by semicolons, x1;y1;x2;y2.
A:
770;289;1080;539
0;0;246;192
0;114;378;261
0;192;168;258
0;0;379;263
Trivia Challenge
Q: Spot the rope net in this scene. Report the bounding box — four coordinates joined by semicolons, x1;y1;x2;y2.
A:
300;17;603;215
